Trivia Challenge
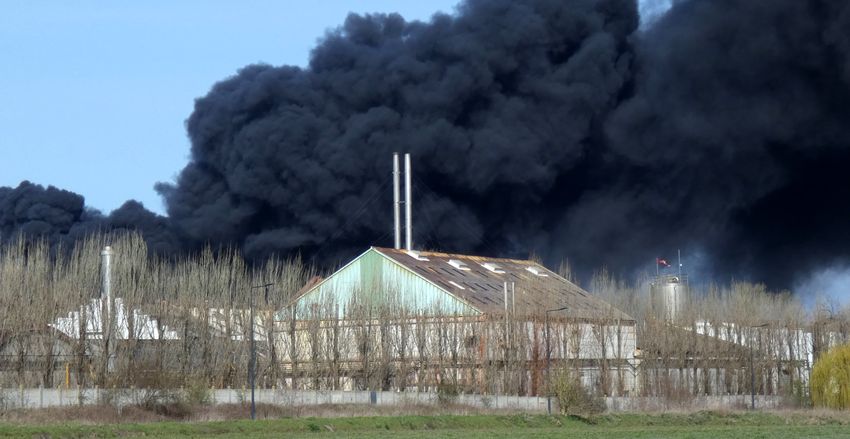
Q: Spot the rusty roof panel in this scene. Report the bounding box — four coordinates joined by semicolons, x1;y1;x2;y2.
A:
373;247;633;322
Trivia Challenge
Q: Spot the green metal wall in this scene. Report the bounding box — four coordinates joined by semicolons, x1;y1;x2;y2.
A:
291;248;478;318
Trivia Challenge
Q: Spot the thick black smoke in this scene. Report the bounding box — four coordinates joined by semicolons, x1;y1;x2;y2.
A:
0;181;178;254
158;0;639;267
602;0;850;286
3;0;850;289
0;182;95;242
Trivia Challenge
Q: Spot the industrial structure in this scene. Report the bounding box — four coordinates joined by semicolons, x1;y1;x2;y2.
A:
289;247;633;320
280;246;638;395
274;153;638;395
0;152;836;407
650;274;689;322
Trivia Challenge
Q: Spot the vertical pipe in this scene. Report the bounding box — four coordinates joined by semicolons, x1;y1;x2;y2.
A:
504;281;510;392
678;249;682;277
393;153;402;249
250;289;256;420
504;282;509;347
503;282;508;316
404;153;413;250
511;282;516;317
100;246;113;336
546;311;551;415
750;332;755;410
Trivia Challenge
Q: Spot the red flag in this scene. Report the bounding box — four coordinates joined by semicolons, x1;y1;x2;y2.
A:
656;258;671;268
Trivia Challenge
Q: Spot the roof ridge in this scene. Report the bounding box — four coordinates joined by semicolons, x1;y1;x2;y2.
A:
372;246;537;265
288;247;635;322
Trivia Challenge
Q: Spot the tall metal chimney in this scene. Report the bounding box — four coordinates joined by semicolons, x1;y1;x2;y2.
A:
393;153;402;249
100;246;113;333
404;153;413;251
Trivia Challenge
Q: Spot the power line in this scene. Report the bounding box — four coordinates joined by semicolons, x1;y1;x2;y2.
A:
412;175;502;256
412;189;444;251
310;175;392;260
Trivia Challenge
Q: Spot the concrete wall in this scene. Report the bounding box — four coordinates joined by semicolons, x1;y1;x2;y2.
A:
605;395;784;411
0;388;785;413
0;387;549;412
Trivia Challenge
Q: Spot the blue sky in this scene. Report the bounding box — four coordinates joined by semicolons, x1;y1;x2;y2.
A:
0;1;460;215
1;1;663;216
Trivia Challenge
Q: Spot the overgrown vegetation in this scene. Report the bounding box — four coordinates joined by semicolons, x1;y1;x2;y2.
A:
436;382;460;406
551;370;604;415
0;412;848;438
0;232;848;411
811;344;850;410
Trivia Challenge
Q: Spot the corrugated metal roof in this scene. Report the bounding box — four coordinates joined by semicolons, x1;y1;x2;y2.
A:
373;247;634;322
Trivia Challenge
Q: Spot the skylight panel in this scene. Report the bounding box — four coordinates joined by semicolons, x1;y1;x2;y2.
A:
448;259;471;271
481;262;505;274
525;266;549;277
406;250;429;261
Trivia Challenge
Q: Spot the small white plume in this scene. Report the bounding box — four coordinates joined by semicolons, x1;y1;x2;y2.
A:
639;0;674;29
794;265;850;308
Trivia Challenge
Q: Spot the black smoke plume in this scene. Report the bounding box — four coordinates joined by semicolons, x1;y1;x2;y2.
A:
0;182;94;242
3;0;850;289
158;0;639;267
603;0;850;287
0;182;178;254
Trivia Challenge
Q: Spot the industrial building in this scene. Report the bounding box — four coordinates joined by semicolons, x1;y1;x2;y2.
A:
290;247;635;320
650;274;689;322
15;153;835;407
276;246;637;396
267;154;638;395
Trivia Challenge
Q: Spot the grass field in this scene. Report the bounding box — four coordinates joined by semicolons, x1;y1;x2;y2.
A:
0;412;848;438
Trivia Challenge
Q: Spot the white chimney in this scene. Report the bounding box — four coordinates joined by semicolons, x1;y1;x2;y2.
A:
404;153;413;251
101;245;113;333
393;152;402;249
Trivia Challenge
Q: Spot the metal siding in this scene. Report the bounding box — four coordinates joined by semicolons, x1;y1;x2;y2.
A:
379;253;477;315
293;258;362;318
547;323;637;360
292;248;478;317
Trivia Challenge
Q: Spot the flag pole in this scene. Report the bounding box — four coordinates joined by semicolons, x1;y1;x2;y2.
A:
677;249;681;277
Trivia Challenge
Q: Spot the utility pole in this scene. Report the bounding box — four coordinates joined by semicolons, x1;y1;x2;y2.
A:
546;306;569;415
677;249;682;277
749;323;768;410
249;282;274;420
100;246;113;382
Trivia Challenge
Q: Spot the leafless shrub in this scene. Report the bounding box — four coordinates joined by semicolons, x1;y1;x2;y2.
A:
552;369;605;415
0;231;848;411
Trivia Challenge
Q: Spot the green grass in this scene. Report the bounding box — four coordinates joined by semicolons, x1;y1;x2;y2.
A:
0;412;848;438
